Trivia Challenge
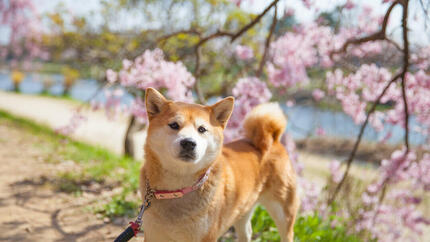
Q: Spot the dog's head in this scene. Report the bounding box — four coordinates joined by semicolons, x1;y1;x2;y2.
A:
144;88;234;172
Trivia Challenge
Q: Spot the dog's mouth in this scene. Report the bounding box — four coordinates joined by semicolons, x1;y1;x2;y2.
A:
179;151;196;162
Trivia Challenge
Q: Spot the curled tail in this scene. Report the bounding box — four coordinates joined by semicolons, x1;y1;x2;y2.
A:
243;103;287;154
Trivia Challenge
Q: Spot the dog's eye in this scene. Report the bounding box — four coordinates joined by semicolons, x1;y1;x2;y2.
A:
168;122;180;130
198;126;207;133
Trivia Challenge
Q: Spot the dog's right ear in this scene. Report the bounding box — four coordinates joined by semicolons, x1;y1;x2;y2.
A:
145;88;167;121
210;96;234;128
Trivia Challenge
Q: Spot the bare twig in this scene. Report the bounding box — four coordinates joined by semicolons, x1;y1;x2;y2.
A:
230;0;280;42
385;38;403;52
400;0;410;153
419;0;430;27
157;29;202;43
331;1;400;57
257;3;278;77
193;46;205;103
328;73;401;204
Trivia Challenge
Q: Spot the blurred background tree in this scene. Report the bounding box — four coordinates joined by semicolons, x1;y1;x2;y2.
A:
41;0;263;98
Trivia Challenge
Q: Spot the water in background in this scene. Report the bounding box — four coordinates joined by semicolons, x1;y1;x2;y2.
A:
0;72;426;145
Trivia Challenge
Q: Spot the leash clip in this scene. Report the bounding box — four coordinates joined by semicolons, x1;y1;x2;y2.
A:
113;179;154;242
135;178;155;226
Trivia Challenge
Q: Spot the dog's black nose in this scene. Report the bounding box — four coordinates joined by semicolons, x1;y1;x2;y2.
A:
180;139;196;151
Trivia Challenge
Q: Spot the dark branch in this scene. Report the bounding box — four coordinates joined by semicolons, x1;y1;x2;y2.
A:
331;1;399;57
329;0;412;204
400;0;410;152
230;0;280;42
328;72;401;204
385;38;402;52
193;47;205;103
257;3;278;77
157;29;202;43
158;0;280;103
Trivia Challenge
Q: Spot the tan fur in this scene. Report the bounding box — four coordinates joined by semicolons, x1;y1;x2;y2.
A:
140;88;299;242
243;103;287;154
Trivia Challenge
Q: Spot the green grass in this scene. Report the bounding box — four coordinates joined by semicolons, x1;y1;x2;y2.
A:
0;110;366;241
249;206;363;242
0;109;141;217
38;92;83;104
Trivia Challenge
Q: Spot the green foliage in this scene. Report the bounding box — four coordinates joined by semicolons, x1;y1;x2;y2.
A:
251;206;280;241
251;205;364;242
98;192;139;218
294;214;362;242
317;6;343;32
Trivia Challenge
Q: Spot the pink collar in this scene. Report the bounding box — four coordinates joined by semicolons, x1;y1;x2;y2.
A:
153;167;212;200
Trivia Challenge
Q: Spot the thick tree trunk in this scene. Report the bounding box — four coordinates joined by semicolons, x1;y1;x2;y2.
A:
123;115;145;158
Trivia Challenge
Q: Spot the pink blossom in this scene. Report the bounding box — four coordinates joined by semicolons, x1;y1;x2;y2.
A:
298;178;322;212
106;69;117;83
226;77;272;141
113;49;195;103
282;134;300;173
301;0;313;9
312;89;325;101
315;126;325;136
0;0;48;68
229;0;243;6
285;8;295;17
234;45;254;60
329;160;343;183
129;98;147;123
286;99;295;107
56;111;87;135
344;0;355;9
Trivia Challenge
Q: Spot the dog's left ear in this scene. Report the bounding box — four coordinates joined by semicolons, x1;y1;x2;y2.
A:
145;88;167;121
210;97;234;127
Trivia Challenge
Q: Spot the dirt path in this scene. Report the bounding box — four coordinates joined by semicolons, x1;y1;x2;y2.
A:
0;122;125;242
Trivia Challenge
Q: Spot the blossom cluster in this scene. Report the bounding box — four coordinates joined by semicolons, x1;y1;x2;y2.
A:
234;45;254;61
355;150;430;241
56;110;87;135
225;77;272;141
102;49;195;123
0;0;48;68
267;6;386;90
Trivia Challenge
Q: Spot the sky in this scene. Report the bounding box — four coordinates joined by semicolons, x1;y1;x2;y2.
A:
243;0;430;46
1;0;429;46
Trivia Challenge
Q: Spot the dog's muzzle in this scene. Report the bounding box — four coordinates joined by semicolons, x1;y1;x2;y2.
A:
179;138;196;161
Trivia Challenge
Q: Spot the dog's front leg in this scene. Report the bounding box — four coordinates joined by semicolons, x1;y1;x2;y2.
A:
233;206;256;242
201;230;219;242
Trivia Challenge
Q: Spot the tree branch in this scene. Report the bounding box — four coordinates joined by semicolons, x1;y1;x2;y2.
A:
385;38;402;52
328;72;401;204
230;0;280;42
158;0;280;103
329;0;412;204
257;3;278;77
331;1;400;57
400;0;410;153
157;29;202;43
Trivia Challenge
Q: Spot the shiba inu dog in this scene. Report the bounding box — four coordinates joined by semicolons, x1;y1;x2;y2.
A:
140;88;299;242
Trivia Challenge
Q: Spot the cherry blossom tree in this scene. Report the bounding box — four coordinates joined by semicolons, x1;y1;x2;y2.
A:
152;0;430;240
0;0;48;69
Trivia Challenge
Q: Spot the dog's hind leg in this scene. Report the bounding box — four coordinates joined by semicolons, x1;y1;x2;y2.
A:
259;186;299;242
233;206;256;242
